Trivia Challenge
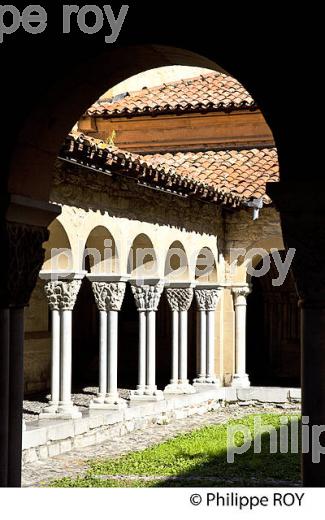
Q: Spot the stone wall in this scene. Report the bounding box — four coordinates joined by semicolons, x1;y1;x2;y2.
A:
22;387;301;464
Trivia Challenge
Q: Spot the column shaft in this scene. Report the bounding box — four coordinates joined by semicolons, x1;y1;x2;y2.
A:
59;310;73;409
171;310;179;383
146;310;156;390
0;309;10;487
7;308;25;488
235;300;247;376
51;310;61;405
107;310;118;396
130;280;164;401
231;288;250;388
199;310;207;378
138;311;147;391
206;310;215;379
179;310;188;383
98;310;108;398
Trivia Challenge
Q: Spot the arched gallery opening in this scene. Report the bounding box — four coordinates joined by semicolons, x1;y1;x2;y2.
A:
246;251;300;387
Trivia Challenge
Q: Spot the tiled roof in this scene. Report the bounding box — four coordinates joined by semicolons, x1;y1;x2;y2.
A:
142;149;279;202
87;72;257;118
59;134;278;207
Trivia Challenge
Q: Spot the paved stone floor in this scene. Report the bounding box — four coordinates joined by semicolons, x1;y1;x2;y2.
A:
22;403;301;487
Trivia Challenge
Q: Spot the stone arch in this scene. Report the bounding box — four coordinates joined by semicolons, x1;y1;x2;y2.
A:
8;45;228;202
127;233;158;278
42;219;73;272
195;247;218;283
164;240;190;281
83;225;119;273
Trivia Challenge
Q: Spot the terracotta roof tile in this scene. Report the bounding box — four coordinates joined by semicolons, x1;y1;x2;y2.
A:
87;72;257;118
142;149;279;203
60;134;278;206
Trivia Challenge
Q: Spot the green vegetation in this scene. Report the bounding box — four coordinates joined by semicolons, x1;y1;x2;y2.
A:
50;414;301;487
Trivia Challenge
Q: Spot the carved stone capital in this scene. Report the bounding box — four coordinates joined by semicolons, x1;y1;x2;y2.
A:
232;286;251;305
195;288;222;311
0;222;49;308
131;281;164;312
44;279;82;311
166;287;194;312
91;281;126;311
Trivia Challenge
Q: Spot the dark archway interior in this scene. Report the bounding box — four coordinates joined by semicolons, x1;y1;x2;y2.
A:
247;252;300;387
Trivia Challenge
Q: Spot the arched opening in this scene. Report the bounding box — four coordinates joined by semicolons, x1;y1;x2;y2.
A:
42;219;73;272
83;226;119;273
195;247;218;283
164;241;190;281
246;251;300;387
73;226;119;389
8;46;227;201
3;25;312;487
127;233;158;278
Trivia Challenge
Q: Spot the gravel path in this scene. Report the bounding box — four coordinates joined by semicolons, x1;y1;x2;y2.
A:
22;403;301;487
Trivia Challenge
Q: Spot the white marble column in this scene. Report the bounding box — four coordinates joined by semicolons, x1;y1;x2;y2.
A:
129;279;164;401
88;275;128;410
193;285;222;386
164;283;196;394
39;272;85;419
231;286;251;388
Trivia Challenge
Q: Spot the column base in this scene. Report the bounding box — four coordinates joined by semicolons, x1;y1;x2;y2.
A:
89;394;127;410
128;387;164;401
164;381;196;395
39;402;59;416
40;403;82;420
231;374;250;388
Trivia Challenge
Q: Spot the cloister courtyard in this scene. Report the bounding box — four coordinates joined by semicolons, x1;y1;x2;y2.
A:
0;22;321;487
10;65;303;487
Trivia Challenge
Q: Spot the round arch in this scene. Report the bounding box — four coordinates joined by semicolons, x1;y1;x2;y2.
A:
195;247;218;283
127;233;158;278
83;225;119;273
9;45;226;201
42;219;73;272
164;240;190;281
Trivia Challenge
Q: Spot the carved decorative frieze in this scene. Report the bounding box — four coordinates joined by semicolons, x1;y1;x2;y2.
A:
195;288;222;311
44;279;82;311
166;287;194;312
0;222;49;308
131;281;164;312
91;281;126;312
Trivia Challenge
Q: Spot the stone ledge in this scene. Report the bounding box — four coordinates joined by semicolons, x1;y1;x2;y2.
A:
22;387;301;464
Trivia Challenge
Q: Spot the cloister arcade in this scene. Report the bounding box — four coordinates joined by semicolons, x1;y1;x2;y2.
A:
0;15;319;485
33;211;227;415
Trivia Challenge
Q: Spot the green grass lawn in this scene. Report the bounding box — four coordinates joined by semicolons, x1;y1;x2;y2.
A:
50;413;301;487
